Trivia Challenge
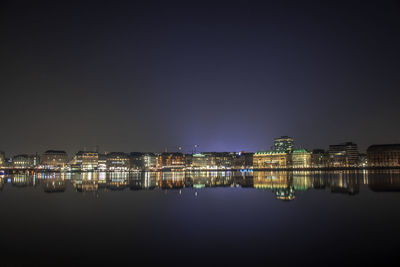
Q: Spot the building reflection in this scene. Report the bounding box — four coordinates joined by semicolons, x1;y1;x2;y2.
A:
368;171;400;191
107;172;128;190
253;171;295;200
158;171;188;189
2;170;400;199
72;172;100;192
129;172;158;190
41;174;66;193
326;171;360;195
11;174;34;187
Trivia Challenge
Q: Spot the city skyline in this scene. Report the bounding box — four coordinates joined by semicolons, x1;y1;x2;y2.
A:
1;137;398;157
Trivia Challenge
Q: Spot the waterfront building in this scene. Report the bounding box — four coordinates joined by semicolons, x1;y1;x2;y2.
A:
253;151;290;169
82;151;98;171
273;136;294;153
192;153;211;169
129;152;144;170
129;152;158;170
311;149;327;168
367;144;400;167
98;153;107;171
12;154;39;169
157;152;185;170
291;149;311;168
106;152;130;171
0;151;5;167
42;150;68;169
70;151;83;170
13;154;29;168
29;154;40;168
359;153;367;167
328;142;359;167
143;153;158;170
201;152;235;169
70;151;99;171
232;152;254;169
3;158;13;168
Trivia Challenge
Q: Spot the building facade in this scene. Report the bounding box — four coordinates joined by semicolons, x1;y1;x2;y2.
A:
13;154;29;168
232;152;254;169
367;144;400;167
273;136;294;153
0;151;5;168
291;149;311;168
157;153;185;170
82;152;98;171
253;151;290;169
328;142;359;167
311;149;327;168
42;150;68;169
192;153;211;169
106;152;130;171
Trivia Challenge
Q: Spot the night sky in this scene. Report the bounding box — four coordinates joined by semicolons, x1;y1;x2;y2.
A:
1;0;400;156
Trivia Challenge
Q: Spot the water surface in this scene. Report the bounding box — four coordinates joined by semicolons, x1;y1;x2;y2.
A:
1;170;399;266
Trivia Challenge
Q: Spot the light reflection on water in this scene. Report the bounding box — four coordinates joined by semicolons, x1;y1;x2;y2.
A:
1;170;400;266
1;170;400;200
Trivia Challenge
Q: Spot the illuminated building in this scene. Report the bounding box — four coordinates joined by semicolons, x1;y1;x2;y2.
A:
253;151;290;169
143;153;158;170
98;153;107;171
367;144;400;167
291;149;311;168
311;149;326;168
328;142;359;167
13;154;40;169
232;152;254;169
359;153;367;167
0;151;5;167
129;152;143;170
29;154;40;168
196;152;235;169
273;136;294;153
129;152;158;170
42;150;68;169
70;151;98;171
157;152;185;170
106;152;130;171
13;154;29;168
192;153;211;169
82;151;98;171
69;151;83;170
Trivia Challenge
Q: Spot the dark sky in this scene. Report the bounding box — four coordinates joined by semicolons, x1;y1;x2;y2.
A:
1;0;400;156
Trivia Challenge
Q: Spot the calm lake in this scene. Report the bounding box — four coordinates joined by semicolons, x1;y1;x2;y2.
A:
1;170;399;266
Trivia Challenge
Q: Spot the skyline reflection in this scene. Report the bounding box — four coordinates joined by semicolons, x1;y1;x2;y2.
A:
1;170;400;201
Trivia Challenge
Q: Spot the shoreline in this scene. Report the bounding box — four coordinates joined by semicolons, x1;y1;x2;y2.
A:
1;166;400;174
